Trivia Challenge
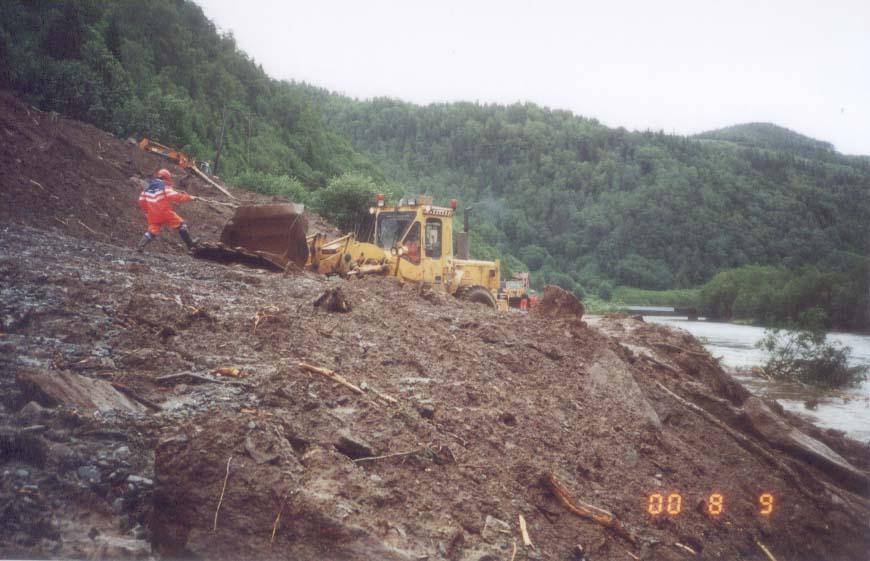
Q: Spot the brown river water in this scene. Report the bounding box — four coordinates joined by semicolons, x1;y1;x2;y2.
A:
646;317;870;443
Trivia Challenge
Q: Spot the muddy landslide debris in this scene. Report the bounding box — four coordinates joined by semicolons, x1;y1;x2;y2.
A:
0;92;868;561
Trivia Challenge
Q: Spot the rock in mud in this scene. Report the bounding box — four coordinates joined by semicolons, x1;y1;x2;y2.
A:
481;515;511;543
16;370;147;414
77;465;102;484
530;285;584;320
416;403;436;420
334;432;376;460
313;287;352;313
586;349;662;431
15;401;47;423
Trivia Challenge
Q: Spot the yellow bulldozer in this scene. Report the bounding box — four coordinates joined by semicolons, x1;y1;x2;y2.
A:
195;194;503;308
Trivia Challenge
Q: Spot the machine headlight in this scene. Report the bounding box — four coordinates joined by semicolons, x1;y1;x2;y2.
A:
369;207;376;214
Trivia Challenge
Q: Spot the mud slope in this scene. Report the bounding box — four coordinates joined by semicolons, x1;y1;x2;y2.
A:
1;92;869;561
0;91;336;254
1;225;868;561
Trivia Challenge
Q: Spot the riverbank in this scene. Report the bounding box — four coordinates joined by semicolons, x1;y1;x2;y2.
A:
645;316;870;443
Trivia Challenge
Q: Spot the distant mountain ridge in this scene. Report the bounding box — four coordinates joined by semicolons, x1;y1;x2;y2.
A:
696;123;835;155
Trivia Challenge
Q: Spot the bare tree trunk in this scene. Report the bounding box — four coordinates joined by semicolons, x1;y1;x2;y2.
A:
213;105;229;175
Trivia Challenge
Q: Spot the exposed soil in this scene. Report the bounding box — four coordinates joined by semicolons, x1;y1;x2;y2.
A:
1;92;869;561
0;92;336;253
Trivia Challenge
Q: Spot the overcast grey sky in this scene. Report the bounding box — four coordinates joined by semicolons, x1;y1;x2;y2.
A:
197;0;869;155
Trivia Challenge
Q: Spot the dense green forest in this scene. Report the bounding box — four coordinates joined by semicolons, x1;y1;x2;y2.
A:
1;1;867;329
0;0;379;186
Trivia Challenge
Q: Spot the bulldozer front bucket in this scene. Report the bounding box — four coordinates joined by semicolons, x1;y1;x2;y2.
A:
193;204;309;270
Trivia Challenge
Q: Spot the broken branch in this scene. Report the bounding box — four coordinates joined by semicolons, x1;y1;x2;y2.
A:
76;219;101;237
544;473;637;545
352;448;425;463
213;456;232;533
755;540;778;561
253;306;280;333
297;361;364;395
270;488;295;547
156;372;220;386
674;542;697;556
519;514;533;548
362;381;398;405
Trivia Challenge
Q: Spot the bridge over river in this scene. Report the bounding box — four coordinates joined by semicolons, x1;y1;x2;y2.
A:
620;305;700;320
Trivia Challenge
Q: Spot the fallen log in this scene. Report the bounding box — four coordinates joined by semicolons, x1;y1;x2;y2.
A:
650;341;710;358
655;381;870;516
156;372;222;386
543;473;638;545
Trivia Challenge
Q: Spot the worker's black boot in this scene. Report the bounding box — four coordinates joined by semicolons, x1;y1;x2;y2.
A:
178;225;198;251
136;233;153;253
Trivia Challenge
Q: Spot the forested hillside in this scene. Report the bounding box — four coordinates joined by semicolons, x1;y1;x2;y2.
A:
0;0;379;187
294;90;869;328
1;1;866;329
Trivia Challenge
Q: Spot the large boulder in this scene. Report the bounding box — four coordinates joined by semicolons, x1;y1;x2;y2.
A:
530;285;584;320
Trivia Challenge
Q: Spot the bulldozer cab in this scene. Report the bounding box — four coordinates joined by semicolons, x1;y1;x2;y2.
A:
370;196;454;285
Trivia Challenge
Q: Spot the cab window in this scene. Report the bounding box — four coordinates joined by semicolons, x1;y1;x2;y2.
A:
425;218;442;258
376;211;416;249
402;222;421;264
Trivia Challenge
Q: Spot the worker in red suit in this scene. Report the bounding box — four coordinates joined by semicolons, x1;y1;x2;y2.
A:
136;169;198;253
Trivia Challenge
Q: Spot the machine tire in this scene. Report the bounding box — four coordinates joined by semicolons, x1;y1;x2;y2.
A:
461;286;497;309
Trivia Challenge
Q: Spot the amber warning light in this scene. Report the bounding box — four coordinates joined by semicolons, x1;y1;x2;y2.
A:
647;492;775;517
376;193;385;207
450;198;458;210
